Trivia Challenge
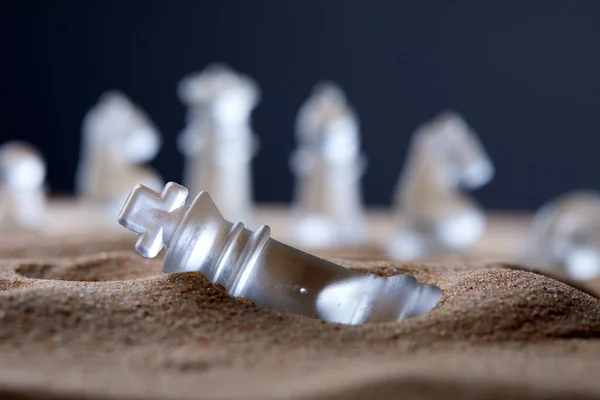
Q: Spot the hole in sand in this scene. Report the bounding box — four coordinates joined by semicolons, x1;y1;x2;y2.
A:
15;254;162;282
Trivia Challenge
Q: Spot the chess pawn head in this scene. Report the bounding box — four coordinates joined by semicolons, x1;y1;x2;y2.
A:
178;64;260;129
0;141;46;230
0;142;45;190
389;111;494;260
291;82;365;248
295;82;360;162
524;191;600;280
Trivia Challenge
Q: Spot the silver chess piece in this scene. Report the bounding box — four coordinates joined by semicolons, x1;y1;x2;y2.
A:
290;83;366;248
118;182;441;325
76;91;163;209
0;141;46;231
523;191;600;280
178;64;259;223
388;111;494;261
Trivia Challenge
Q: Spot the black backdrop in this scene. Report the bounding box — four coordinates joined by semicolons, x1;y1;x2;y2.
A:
2;0;599;209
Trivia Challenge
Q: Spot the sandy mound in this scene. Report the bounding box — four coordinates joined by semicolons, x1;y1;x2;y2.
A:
0;251;599;399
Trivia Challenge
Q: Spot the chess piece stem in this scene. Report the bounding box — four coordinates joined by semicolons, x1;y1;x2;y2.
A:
119;182;441;325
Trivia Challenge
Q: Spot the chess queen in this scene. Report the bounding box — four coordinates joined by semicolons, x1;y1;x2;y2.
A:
178;64;260;223
290;83;366;248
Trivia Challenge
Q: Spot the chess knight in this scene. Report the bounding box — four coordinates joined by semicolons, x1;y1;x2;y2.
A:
178;64;260;223
388;112;494;260
291;83;366;248
76;91;163;207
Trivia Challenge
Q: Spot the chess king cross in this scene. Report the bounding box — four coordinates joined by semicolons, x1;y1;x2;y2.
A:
118;182;188;258
118;182;441;325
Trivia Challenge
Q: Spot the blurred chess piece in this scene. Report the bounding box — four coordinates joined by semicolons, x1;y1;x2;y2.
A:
523;191;600;280
76;91;163;211
290;83;366;248
0;142;46;231
178;64;259;223
387;111;494;260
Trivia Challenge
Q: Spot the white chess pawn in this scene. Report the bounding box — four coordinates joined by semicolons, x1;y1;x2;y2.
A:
178;64;259;223
387;111;494;260
290;83;366;248
0;142;46;230
76;91;163;210
523;191;600;280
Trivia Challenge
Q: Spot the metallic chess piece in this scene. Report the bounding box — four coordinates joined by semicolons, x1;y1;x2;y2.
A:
0;141;46;230
178;64;259;223
290;83;366;248
118;182;441;325
523;191;600;280
388;111;494;261
76;91;163;210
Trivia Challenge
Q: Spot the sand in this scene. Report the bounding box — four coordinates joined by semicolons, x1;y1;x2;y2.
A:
0;236;600;400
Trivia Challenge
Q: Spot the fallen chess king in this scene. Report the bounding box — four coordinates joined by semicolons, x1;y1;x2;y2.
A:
117;182;442;324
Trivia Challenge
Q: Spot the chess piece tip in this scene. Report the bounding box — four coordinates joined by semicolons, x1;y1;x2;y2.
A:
178;63;260;106
434;109;464;123
97;90;129;106
311;81;345;101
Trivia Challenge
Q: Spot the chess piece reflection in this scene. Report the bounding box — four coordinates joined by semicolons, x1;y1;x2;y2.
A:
76;91;163;210
388;111;494;260
523;191;600;280
0;142;46;231
290;83;366;248
178;64;259;223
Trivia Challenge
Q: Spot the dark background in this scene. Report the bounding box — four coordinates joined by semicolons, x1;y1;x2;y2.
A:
1;0;599;209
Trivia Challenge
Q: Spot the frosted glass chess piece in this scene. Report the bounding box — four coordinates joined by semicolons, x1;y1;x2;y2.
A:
76;91;163;213
118;182;441;324
178;64;259;223
0;142;46;231
523;191;600;280
388;111;494;261
290;83;366;248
